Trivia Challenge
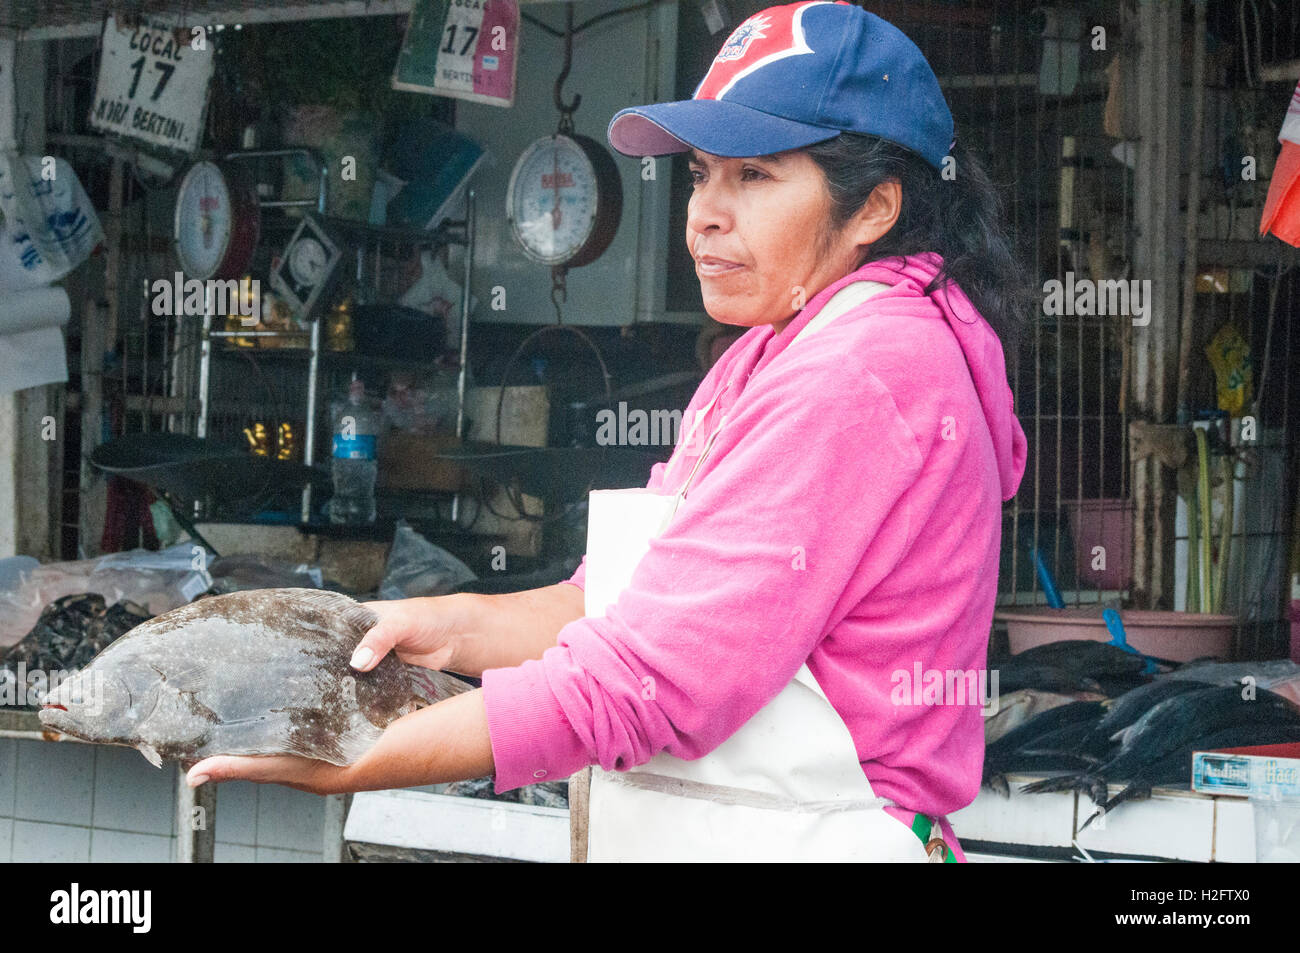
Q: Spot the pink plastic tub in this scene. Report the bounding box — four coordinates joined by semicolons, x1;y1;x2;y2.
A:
994;607;1237;662
1063;498;1134;591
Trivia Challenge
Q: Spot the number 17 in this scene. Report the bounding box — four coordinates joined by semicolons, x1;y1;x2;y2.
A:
128;56;176;101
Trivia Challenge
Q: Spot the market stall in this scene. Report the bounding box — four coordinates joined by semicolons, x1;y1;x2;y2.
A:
0;0;1298;867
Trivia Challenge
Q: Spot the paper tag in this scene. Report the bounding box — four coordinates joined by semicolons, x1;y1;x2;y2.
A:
392;0;520;108
179;570;212;602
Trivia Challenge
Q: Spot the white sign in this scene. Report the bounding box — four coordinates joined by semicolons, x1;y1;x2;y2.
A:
89;15;214;154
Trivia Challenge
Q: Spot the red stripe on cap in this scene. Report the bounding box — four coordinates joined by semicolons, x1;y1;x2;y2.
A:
694;1;839;101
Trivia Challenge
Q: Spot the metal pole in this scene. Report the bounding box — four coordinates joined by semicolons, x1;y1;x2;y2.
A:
302;316;321;524
1175;0;1207;417
452;188;475;525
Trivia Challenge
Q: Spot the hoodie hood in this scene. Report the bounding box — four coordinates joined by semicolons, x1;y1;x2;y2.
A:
786;252;1028;501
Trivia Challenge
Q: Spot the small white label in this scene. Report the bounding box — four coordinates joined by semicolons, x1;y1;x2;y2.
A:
179;570;212;602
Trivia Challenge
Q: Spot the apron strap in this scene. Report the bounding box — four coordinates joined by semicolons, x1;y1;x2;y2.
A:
910;813;958;864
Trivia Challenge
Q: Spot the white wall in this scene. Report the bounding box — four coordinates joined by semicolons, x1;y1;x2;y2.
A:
0;36;52;560
455;0;694;326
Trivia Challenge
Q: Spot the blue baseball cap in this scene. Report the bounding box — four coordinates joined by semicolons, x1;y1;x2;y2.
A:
606;0;954;170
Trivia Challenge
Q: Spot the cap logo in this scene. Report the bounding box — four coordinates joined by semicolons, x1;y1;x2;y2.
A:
694;1;829;101
716;14;771;61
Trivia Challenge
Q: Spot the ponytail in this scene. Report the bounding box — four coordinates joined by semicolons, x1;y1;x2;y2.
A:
802;133;1032;356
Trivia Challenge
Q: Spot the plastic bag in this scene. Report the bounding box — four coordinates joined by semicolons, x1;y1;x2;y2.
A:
378;520;476;599
0;544;211;648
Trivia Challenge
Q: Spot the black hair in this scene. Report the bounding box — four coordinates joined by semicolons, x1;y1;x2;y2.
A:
800;133;1031;356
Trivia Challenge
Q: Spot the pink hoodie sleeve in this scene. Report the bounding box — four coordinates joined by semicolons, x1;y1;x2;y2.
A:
482;352;924;792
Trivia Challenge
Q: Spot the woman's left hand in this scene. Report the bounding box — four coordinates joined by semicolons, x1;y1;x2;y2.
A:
183;689;494;795
184;754;359;796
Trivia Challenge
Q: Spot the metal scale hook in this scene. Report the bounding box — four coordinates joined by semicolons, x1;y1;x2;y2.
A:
554;3;580;134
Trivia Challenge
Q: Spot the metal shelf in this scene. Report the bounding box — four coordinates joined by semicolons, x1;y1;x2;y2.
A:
198;185;479;525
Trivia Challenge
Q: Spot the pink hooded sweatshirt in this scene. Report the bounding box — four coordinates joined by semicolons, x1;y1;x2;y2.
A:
482;252;1028;859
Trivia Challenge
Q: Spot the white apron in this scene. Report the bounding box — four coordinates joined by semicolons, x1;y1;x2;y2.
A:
581;281;938;862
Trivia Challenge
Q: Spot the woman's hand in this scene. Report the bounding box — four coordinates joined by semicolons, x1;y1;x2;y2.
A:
350;584;587;678
184;754;354;795
185;690;494;793
348;595;469;675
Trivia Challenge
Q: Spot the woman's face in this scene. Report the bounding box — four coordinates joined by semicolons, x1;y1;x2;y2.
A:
686;148;899;334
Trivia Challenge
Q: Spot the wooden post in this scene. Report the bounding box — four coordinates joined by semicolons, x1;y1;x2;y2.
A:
322;793;350;862
1129;0;1184;609
569;767;590;863
174;766;217;863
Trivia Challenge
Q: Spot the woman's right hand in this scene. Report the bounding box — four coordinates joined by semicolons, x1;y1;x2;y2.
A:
348;583;586;678
349;595;470;675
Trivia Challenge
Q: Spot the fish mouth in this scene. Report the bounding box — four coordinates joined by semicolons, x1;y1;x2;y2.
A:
42;703;67;711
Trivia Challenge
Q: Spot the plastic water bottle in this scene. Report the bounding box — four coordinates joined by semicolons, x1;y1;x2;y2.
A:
328;374;379;524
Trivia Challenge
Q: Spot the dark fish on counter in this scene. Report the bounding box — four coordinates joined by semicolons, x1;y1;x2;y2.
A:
1072;678;1217;760
990;640;1149;695
444;776;571;809
1164;659;1300;686
38;588;471;767
982;700;1105;796
0;594;151;707
1021;686;1300;804
1164;659;1300;708
1080;721;1300;830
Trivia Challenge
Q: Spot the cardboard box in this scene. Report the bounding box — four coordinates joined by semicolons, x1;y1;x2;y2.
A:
377;432;466;492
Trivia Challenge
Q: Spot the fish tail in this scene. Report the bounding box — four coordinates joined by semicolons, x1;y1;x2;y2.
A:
1099;782;1151;816
1019;774;1085;795
1088;778;1111;806
1078;808;1103;832
407;666;475;706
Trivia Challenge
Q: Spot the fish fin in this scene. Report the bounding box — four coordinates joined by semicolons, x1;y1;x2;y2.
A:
1019;774;1086;795
1078;808;1103;832
985;773;1010;798
137;743;164;768
1098;781;1151;817
1088;777;1111;806
407;666;475;706
340;602;379;636
287;716;384;767
245;588;380;636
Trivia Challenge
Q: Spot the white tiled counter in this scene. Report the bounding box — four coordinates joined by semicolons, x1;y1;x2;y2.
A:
0;734;330;863
951;774;1259;862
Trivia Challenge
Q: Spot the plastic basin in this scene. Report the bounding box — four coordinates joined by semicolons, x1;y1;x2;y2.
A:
1062;498;1134;590
994;607;1236;662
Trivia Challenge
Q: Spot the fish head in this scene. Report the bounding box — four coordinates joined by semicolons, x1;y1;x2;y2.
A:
37;666;149;744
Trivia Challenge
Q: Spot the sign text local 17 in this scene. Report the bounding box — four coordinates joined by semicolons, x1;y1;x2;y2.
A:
90;16;213;154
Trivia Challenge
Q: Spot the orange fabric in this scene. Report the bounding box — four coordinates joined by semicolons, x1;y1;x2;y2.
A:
1261;141;1300;247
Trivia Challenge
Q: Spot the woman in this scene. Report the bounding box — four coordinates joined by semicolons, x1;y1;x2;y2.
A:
188;1;1029;862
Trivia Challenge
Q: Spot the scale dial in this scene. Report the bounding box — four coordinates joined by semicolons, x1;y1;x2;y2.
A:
173;160;260;280
506;134;622;267
289;237;329;286
269;214;342;319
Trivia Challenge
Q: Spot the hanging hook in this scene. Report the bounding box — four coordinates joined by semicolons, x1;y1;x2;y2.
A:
554;3;581;118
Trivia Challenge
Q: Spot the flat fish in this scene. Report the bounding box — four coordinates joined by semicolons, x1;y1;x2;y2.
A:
37;588;470;767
